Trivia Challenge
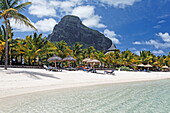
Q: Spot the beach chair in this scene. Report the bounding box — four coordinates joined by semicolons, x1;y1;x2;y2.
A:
51;67;60;72
43;65;53;71
104;70;115;75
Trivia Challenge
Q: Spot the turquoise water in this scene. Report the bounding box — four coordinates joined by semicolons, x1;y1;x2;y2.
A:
0;80;170;113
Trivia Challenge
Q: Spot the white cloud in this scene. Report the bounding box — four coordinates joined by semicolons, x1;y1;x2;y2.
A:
152;50;164;54
133;41;142;45
156;32;170;42
11;18;57;32
153;25;161;29
72;6;106;28
104;29;120;44
82;15;106;28
28;0;57;18
99;0;141;8
145;40;170;49
27;0;106;29
72;6;94;19
132;32;170;49
158;20;166;24
34;18;57;32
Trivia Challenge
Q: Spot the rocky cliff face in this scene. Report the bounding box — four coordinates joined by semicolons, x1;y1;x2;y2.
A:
48;15;112;50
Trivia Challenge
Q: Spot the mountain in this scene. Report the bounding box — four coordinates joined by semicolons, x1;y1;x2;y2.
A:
48;15;113;50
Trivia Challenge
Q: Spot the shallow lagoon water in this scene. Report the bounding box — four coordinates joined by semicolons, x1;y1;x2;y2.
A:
0;79;170;113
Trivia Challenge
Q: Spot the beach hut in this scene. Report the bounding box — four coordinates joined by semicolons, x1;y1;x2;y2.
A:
47;55;62;67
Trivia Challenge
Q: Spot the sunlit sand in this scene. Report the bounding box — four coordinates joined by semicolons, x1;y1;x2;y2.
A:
0;68;169;98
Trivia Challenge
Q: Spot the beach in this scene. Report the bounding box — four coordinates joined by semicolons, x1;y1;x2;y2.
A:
0;68;170;99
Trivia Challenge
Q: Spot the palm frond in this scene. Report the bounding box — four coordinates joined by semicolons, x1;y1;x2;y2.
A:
14;2;32;11
11;0;20;7
12;13;37;31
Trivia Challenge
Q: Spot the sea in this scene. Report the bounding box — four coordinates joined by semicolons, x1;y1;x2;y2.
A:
0;79;170;113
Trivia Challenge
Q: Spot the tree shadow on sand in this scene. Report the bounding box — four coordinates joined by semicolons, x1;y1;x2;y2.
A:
6;70;60;80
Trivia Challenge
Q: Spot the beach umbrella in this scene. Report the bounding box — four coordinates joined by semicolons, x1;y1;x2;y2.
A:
82;58;91;63
144;64;152;71
137;64;145;67
144;64;152;68
87;59;100;67
87;59;100;63
162;66;169;69
63;56;76;66
47;55;62;67
162;65;169;72
63;56;76;62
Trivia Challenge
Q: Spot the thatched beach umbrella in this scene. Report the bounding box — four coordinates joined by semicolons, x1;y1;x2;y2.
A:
82;58;91;63
162;65;169;72
87;59;100;67
63;56;76;66
47;55;62;67
144;64;152;68
162;66;169;69
137;64;145;67
63;56;76;62
137;64;145;71
144;64;152;71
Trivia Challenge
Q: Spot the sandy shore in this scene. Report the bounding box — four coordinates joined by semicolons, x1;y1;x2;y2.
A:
0;68;170;98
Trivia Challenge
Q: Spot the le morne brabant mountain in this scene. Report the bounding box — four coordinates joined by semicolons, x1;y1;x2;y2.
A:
48;15;113;50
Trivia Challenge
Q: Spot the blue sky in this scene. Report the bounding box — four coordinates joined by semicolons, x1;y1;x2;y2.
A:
1;0;170;55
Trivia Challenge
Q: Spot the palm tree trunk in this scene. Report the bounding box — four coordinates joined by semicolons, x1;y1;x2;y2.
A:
4;18;9;70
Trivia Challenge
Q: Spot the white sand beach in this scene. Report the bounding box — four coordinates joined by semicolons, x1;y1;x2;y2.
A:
0;68;170;98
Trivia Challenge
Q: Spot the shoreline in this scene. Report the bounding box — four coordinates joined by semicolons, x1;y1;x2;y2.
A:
0;68;170;99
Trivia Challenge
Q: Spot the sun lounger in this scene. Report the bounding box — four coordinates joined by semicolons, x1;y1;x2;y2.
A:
65;67;77;71
52;67;62;72
104;70;115;75
43;65;53;71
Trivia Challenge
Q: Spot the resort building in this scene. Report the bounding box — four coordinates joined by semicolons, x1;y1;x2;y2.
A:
105;43;119;54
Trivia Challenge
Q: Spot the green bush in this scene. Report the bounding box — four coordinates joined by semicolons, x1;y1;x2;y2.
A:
119;66;131;71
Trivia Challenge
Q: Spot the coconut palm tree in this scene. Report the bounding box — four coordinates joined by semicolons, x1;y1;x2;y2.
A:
72;42;83;65
0;0;37;69
54;41;72;58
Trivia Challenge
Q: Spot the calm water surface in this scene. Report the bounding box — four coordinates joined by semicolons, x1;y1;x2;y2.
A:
0;79;170;113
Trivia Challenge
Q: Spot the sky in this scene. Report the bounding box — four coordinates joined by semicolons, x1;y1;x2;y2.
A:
1;0;170;55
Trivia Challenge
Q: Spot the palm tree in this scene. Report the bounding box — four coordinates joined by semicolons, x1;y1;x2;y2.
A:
54;41;72;58
0;0;37;69
72;42;83;65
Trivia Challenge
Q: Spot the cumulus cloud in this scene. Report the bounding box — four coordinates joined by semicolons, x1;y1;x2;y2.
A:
72;5;95;19
72;6;106;28
156;32;170;42
158;20;166;24
104;29;120;44
82;15;106;28
145;40;170;49
27;0;106;29
34;18;57;32
11;18;57;32
99;0;141;8
152;50;164;54
132;32;170;49
28;0;57;18
133;41;142;45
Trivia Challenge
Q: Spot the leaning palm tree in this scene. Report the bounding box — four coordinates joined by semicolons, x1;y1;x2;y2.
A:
0;0;37;69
